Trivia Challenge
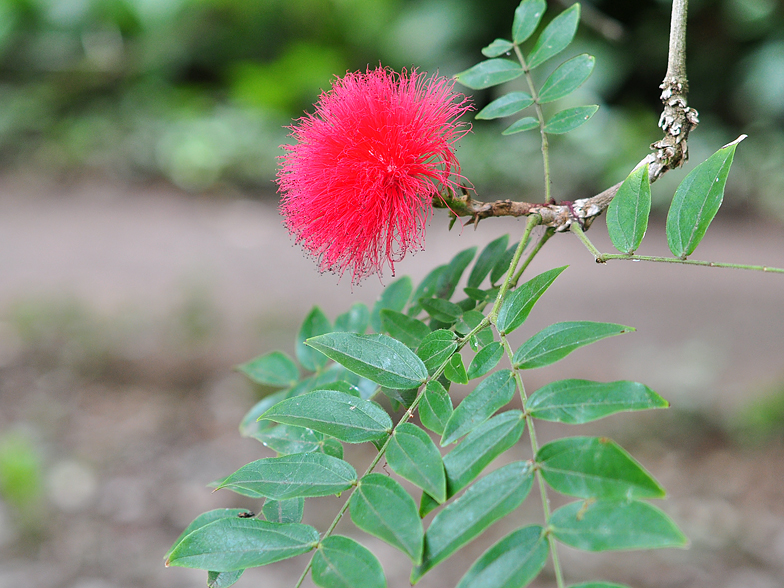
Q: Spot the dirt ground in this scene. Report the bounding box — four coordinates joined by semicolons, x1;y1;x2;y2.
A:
1;174;783;588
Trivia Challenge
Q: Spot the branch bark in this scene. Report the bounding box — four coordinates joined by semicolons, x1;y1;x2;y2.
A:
440;0;698;232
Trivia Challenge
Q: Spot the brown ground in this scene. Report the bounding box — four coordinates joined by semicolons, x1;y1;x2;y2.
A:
1;175;783;588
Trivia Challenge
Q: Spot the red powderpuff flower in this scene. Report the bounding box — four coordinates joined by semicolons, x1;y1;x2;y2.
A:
277;66;472;283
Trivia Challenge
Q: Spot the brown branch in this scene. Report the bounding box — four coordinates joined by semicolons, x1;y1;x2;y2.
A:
438;0;698;233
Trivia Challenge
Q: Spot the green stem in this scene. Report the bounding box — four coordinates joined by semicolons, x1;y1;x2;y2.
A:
513;44;553;204
511;227;556;288
500;334;565;588
569;223;603;258
600;253;784;273
571;223;784;274
489;214;542;322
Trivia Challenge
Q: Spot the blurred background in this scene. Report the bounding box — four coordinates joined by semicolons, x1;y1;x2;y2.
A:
1;0;784;587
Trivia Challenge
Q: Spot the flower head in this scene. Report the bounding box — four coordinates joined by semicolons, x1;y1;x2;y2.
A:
277;66;472;283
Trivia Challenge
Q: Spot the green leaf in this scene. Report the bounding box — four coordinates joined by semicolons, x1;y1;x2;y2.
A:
370;276;413;332
297;307;332;372
550;499;689;551
455;310;488;336
237;351;299;388
444;353;469;384
455;59;524;90
466;342;504;380
437;247;478;299
411;462;534;583
544;105;599;134
386;422;447;503
442;370;516;445
527;3;581;69
335;303;370;334
262;498;304;523
537;436;665;500
312;536;386;588
476;94;534;120
240;391;286;438
527;379;668;424
443;411;525;496
257;424;327;455
666;137;743;258
307;332;427;390
216;453;357;500
513;322;633;369
482;38;514;58
166;509;250;559
513;0;547;44
502;117;539;135
418;381;454;436
408;265;448;316
380;310;430;348
491;241;521;285
468;235;510;286
496;266;567;334
420;298;463;324
207;570;244;588
417;330;458;375
166;517;318;571
455;525;548;588
606;164;651;254
260;390;391;443
350;473;424;563
538;54;595;103
285;364;352;399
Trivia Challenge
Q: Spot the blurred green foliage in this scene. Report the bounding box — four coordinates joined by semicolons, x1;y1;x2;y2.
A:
0;430;42;510
0;0;782;214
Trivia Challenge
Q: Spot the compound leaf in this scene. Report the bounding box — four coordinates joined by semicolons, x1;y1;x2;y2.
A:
307;332;427;390
537;436;666;499
476;93;534;120
443;411;525;496
417;330;458;374
442;370;517;445
544;105;599;134
419;380;454;436
262;498;304;524
350;474;424;563
370;276;413;332
455;59;524;90
513;0;547;44
455;525;548;588
237;351;298;388
166;517;318;571
666;137;743;258
482;38;515;58
466;341;504;380
606;164;651;254
297;307;332;372
312;535;386;588
386;422;447;503
216;453;356;500
335;303;370;334
380;310;430;348
496;266;567;334
527;3;580;69
550;499;688;551
411;462;534;583
526;379;668;424
260;390;392;443
513;322;633;369
538;54;595;103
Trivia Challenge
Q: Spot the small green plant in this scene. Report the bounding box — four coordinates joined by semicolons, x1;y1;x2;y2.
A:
164;2;781;587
